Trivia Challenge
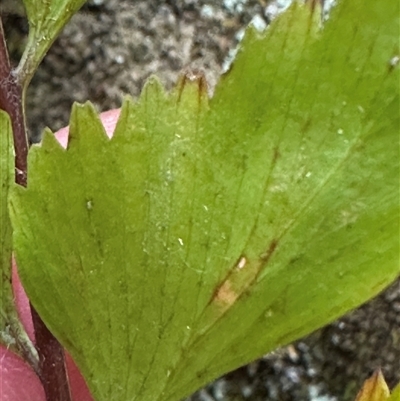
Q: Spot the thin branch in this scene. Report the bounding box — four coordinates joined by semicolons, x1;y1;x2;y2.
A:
31;308;73;401
0;16;72;401
0;17;27;186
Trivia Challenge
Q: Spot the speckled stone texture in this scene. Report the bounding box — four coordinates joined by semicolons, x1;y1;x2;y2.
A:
2;0;399;399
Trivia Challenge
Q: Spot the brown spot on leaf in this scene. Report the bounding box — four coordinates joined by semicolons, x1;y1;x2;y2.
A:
301;116;312;134
259;239;278;264
208;254;249;307
305;0;322;14
213;280;238;306
176;68;209;106
272;147;280;166
208;239;279;311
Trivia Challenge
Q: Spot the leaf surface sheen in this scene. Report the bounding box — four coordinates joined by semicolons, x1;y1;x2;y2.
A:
11;1;400;400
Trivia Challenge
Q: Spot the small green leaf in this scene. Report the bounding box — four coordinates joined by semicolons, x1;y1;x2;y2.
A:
18;0;86;86
355;371;390;401
10;0;399;400
389;383;400;401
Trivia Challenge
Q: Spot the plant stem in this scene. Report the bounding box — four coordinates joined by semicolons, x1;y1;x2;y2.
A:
0;17;72;401
0;17;27;186
31;308;73;401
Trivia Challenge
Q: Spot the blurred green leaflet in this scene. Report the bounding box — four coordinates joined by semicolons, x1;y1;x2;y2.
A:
18;0;86;87
10;0;399;400
389;383;400;401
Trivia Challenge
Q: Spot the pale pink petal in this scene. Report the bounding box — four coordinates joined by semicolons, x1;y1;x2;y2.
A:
12;260;34;341
66;354;94;401
0;347;45;401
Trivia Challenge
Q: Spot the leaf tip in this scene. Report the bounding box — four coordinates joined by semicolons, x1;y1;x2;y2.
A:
355;369;390;401
67;101;108;149
175;68;209;104
40;127;65;152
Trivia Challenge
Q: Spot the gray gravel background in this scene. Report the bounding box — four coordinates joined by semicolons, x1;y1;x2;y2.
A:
1;0;399;400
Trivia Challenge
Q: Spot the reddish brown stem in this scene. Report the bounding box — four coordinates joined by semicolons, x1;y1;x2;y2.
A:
0;17;27;186
31;308;73;401
0;17;72;401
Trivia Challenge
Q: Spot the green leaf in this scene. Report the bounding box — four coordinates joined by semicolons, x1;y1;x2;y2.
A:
0;111;36;363
10;0;399;400
354;371;390;401
18;0;86;86
389;383;400;401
